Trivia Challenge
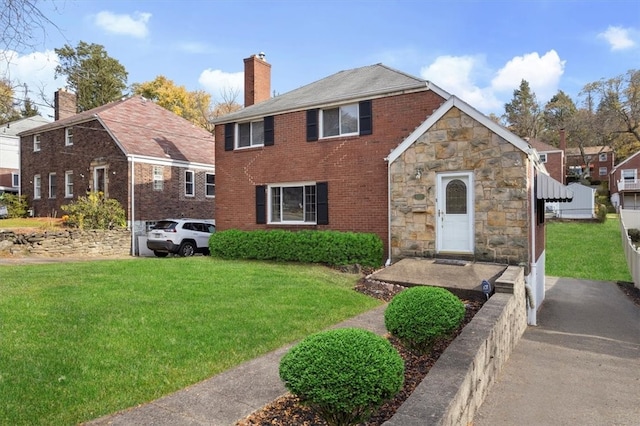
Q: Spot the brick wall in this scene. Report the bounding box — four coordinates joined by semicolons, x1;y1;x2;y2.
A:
214;90;446;258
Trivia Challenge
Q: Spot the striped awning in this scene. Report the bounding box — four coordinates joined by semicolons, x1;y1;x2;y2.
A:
536;173;574;202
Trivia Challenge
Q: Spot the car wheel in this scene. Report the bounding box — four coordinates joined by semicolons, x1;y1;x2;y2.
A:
178;241;195;257
154;251;169;258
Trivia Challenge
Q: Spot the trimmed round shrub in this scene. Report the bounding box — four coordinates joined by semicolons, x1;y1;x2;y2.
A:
385;286;465;353
279;328;404;426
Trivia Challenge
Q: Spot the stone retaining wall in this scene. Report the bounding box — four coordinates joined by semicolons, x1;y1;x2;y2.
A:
0;229;131;257
384;265;527;425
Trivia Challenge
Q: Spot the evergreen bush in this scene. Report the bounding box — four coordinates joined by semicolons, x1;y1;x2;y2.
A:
208;229;383;267
385;286;465;353
0;193;28;218
279;328;404;426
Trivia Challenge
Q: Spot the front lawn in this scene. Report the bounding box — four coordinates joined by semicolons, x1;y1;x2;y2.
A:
546;214;632;282
0;257;380;425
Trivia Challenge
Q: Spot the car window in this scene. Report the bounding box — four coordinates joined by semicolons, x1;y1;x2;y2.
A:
205;224;215;233
153;221;177;230
183;223;195;231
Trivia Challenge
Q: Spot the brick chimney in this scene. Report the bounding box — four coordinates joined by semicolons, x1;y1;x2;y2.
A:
54;88;77;120
244;53;271;107
559;128;566;152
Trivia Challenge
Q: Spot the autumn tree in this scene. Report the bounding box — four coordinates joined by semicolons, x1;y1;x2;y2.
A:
132;76;241;132
540;90;577;146
0;79;21;124
54;41;128;112
503;79;542;140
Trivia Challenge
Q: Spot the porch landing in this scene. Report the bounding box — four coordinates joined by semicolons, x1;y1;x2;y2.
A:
368;258;508;300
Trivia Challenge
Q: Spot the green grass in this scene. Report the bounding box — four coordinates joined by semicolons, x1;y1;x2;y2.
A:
0;257;380;425
546;214;632;282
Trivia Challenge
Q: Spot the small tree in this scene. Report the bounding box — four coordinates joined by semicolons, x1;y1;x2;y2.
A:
61;191;126;229
0;193;28;218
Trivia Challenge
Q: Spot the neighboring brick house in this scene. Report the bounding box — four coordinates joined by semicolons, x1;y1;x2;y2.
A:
0;116;50;195
565;145;614;188
528;138;565;184
213;54;573;324
19;90;215;253
610;150;640;210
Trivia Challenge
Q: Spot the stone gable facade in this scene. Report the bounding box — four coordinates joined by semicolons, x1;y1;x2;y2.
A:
390;107;531;265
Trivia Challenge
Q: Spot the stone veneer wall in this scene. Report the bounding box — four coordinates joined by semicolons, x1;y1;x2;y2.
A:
384;266;528;426
390;107;530;264
0;229;131;257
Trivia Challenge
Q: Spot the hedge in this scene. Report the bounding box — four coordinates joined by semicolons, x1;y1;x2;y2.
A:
209;229;383;267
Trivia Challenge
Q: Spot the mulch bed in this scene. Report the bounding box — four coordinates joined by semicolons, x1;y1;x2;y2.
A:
235;278;485;426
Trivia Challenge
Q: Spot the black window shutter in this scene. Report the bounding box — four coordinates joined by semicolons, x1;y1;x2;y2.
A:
256;185;266;224
317;182;328;225
264;116;274;146
359;100;372;136
307;109;319;142
224;123;234;151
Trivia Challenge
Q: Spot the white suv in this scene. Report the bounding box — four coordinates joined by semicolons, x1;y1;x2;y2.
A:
146;219;215;257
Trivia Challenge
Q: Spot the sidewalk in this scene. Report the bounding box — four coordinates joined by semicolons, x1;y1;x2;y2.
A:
474;277;640;425
85;305;388;426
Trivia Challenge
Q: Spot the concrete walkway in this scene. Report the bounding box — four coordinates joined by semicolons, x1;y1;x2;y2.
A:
474;277;640;425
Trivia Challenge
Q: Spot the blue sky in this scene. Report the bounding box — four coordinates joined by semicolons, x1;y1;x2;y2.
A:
2;0;639;119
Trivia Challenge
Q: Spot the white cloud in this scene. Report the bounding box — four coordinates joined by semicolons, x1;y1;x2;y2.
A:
94;11;151;38
598;26;636;50
420;55;502;112
198;69;244;100
420;50;565;114
0;50;60;119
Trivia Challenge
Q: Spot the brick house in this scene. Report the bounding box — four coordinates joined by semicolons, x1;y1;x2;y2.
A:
19;90;215;254
528;138;565;184
565;145;614;188
0;116;50;195
213;54;572;324
610;150;640;210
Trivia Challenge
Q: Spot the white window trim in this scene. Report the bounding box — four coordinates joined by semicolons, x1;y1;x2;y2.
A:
11;173;19;188
538;153;547;163
320;103;359;139
65;171;74;198
33;134;41;152
34;174;41;199
267;181;317;225
153;166;164;191
48;172;56;199
235;120;264;149
205;172;215;198
599;167;607;176
185;170;195;197
65;127;73;146
599;153;607;162
622;169;637;181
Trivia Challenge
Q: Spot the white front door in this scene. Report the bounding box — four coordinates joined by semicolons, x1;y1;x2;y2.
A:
436;173;474;253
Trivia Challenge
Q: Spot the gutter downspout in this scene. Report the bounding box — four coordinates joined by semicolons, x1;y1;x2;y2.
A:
385;157;392;267
130;158;135;256
528;161;538;326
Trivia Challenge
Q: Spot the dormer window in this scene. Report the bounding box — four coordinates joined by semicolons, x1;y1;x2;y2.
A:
237;120;264;148
321;103;358;138
65;127;73;146
33;134;41;152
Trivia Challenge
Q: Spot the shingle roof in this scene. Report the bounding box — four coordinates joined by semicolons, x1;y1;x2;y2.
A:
528;138;560;153
213;63;449;123
19;96;215;165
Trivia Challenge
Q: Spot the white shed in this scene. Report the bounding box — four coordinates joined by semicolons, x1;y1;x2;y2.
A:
547;182;596;219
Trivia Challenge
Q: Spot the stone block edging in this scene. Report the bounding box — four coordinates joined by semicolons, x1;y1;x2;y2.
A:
384;266;527;425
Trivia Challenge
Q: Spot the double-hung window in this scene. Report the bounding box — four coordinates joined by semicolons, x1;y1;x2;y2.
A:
205;173;215;197
321;103;358;138
11;173;19;188
49;173;56;198
153;166;164;191
65;127;73;146
185;170;194;196
269;183;317;224
34;174;41;199
599;153;607;162
539;153;547;163
237;120;264;148
622;169;636;182
33;134;41;152
65;171;74;197
599;167;607;176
